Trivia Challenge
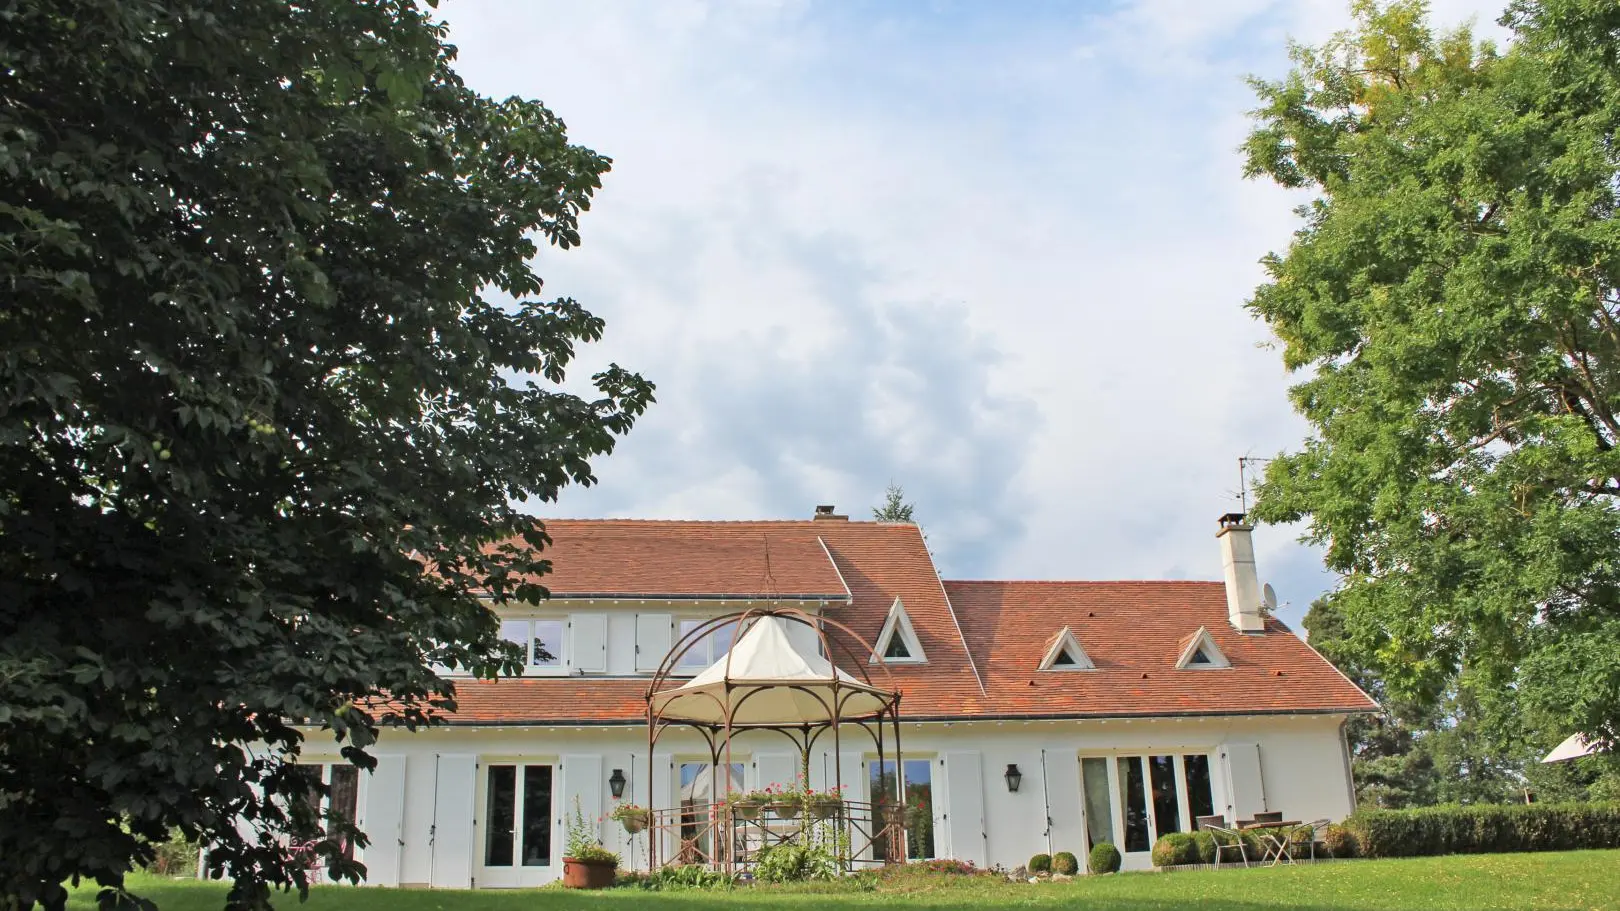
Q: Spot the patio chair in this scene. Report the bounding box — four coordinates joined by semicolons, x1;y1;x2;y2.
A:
1205;824;1249;869
1291;819;1332;861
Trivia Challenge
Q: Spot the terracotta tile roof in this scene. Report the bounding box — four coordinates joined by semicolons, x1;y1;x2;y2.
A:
445;678;649;724
946;580;1377;718
439;520;1375;724
503;520;850;599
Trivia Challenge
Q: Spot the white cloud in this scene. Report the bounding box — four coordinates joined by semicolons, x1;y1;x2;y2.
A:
441;0;1510;629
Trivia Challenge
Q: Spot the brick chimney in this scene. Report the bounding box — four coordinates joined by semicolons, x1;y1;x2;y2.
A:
812;505;848;521
1217;513;1265;633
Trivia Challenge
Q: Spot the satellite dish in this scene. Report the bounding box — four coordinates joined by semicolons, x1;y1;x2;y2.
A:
1261;583;1278;613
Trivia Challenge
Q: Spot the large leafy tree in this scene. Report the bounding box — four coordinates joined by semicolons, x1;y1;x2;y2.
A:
0;1;652;908
1244;0;1620;755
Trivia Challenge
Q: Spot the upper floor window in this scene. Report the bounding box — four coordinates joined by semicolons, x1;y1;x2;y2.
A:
501;618;566;673
676;618;740;671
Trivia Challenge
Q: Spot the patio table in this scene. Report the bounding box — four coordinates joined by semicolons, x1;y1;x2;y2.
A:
1238;821;1302;865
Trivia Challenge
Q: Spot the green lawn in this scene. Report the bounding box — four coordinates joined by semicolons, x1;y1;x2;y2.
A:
78;851;1620;911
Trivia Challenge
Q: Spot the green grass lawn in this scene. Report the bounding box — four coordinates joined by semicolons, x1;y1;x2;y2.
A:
78;851;1620;911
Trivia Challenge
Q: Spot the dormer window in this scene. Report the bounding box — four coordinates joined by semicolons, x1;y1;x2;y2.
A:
871;598;926;664
1175;626;1230;670
1038;626;1093;671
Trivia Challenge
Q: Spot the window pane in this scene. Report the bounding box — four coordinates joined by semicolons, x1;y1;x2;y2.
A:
1183;755;1215;822
484;765;516;867
1081;758;1115;852
1116;757;1150;853
712;620;738;657
883;633;911;659
500;620;530;664
1149;755;1181;838
521;766;553;866
328;765;360;860
531;619;563;667
870;760;898;862
677;619;707;668
902;759;934;860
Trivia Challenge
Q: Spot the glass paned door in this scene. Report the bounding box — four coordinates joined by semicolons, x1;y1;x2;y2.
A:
479;763;555;886
677;761;744;864
1148;755;1181;839
1080;758;1115;853
1115;757;1151;853
1183;755;1215;822
870;759;935;861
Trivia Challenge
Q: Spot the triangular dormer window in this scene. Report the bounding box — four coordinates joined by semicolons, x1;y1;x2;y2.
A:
1175;626;1230;669
871;598;926;664
1038;626;1093;671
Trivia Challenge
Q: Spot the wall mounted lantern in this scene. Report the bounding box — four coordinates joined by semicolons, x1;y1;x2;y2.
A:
1004;763;1022;793
608;768;627;800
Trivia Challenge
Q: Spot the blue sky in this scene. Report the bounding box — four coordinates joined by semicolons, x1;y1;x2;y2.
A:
438;0;1509;632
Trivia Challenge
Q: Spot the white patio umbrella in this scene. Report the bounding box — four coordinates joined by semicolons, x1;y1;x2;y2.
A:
1541;733;1602;763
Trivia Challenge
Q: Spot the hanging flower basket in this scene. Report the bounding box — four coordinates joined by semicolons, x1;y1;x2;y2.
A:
611;805;651;834
806;792;842;819
771;801;800;820
730;792;770;820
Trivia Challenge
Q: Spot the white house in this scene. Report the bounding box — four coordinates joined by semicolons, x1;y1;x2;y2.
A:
293;509;1374;886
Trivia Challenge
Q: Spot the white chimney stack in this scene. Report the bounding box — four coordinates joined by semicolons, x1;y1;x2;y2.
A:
1217;513;1266;633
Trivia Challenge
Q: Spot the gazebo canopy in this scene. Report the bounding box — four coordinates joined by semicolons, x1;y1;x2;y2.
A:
650;615;896;726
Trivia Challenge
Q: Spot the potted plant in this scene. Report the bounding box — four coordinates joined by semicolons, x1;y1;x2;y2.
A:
561;797;619;889
768;786;803;820
805;791;842;819
729;790;770;820
610;803;651;835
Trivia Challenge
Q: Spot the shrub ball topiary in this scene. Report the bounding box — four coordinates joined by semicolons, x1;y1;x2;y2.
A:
1088;843;1122;875
1051;851;1079;875
1150;832;1198;867
1323;823;1358;858
1192;830;1218;864
1027;853;1052;874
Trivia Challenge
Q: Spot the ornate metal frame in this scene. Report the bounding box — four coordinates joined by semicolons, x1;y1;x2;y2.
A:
642;606;906;873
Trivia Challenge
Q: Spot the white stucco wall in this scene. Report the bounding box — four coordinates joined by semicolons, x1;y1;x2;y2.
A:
294;711;1355;887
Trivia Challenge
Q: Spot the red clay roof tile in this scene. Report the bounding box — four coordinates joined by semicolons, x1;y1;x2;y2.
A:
440;521;1376;724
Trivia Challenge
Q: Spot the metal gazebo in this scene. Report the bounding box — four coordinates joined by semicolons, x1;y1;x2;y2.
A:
643;607;907;874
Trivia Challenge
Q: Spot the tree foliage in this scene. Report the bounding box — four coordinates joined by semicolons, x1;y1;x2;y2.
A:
1245;0;1620;753
0;1;651;908
872;484;917;523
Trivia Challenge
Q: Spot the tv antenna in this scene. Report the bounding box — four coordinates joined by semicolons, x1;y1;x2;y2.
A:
1237;456;1272;513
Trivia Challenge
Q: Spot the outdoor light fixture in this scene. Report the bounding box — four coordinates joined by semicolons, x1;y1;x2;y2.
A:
1004;763;1022;793
608;768;627;799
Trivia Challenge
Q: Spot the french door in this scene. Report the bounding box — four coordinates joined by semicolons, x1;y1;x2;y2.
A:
1079;753;1216;869
869;758;938;861
478;763;555;887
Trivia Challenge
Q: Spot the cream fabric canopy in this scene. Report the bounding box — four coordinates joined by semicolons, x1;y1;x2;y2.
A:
651;615;896;726
1542;733;1602;763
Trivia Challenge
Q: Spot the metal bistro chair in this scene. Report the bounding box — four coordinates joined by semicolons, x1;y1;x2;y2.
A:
1292;818;1332;861
1202;819;1249;869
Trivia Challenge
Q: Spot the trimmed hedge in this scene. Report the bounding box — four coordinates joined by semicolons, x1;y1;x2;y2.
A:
1323;823;1358;858
1051;851;1079;875
1151;832;1198;867
1088;843;1122;874
1027;853;1051;874
1345;802;1620;859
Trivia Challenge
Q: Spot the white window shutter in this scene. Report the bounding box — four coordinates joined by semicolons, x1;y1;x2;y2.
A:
569;613;608;674
635;613;673;673
941;752;986;866
754;753;798;792
1219;742;1267;820
428;754;476;889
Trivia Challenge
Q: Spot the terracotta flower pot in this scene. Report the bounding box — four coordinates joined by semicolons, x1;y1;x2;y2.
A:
562;857;617;889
